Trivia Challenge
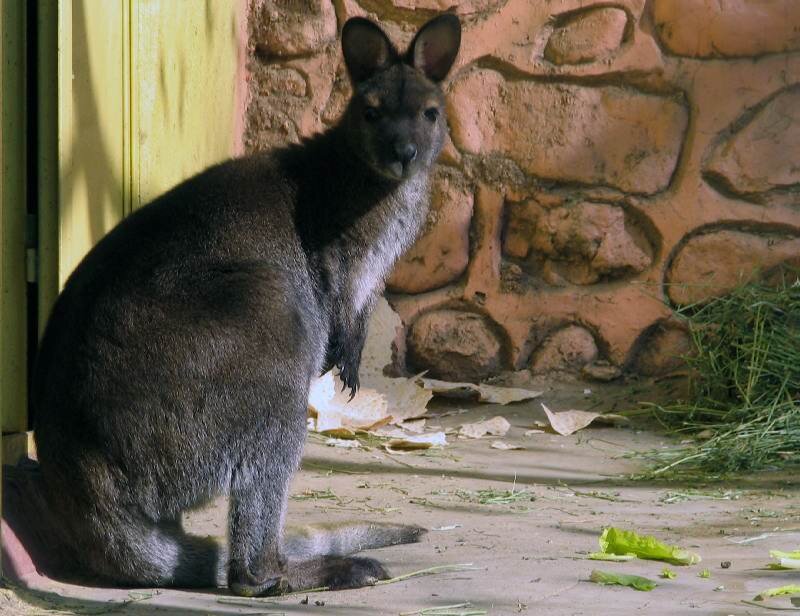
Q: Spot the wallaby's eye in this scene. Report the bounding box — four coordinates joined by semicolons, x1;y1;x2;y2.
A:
364;106;380;122
424;107;439;122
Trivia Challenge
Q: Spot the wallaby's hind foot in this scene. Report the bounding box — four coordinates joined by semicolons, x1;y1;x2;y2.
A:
228;555;388;597
285;555;389;592
228;523;427;596
228;565;288;597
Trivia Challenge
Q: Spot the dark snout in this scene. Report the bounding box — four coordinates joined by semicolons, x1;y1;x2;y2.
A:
386;141;418;179
395;142;417;165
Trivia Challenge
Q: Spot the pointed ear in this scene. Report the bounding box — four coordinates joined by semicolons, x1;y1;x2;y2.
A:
406;14;461;82
342;18;398;84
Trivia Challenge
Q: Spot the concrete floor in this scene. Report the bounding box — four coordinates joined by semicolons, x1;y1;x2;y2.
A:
3;379;800;615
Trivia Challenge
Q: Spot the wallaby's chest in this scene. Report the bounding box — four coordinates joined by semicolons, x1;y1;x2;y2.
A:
347;176;429;314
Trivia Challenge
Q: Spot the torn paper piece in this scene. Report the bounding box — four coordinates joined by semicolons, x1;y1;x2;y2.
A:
384;432;447;453
308;371;388;431
397;418;427;434
541;403;624;436
325;438;360;449
419;378;542;404
458;416;511;439
379;376;434;423
490;441;524;450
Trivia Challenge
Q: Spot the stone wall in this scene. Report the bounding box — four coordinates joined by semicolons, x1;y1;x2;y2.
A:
245;0;800;382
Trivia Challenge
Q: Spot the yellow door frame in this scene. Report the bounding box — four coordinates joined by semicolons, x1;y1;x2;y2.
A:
1;0;29;439
2;0;245;466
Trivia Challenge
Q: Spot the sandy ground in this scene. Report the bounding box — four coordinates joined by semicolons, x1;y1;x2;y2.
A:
3;378;800;615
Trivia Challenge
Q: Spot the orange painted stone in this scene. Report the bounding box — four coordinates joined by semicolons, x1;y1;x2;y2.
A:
243;0;800;381
705;87;800;203
387;0;504;13
407;310;503;382
251;0;337;57
666;229;800;306
630;322;692;376
530;325;598;374
448;69;688;194
545;7;628;65
652;0;800;58
504;200;653;285
253;65;307;98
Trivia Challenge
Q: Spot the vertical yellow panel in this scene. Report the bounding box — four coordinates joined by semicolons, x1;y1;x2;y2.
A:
57;0;127;286
37;1;60;332
134;0;243;205
0;0;28;433
37;0;245;326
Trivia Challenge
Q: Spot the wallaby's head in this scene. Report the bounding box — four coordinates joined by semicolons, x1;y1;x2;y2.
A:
341;14;461;181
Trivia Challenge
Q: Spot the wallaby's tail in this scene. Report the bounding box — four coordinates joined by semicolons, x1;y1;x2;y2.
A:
2;459;76;582
283;522;426;559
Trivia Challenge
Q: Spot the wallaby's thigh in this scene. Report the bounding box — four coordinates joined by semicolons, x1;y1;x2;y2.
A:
20;449;222;588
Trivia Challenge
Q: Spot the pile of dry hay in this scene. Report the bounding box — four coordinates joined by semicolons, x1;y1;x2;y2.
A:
643;273;800;478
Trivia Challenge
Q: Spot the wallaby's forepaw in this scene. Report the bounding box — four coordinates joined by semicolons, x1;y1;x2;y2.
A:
337;361;360;400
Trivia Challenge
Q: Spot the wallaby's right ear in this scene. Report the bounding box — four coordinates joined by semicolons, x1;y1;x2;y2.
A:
342;18;398;84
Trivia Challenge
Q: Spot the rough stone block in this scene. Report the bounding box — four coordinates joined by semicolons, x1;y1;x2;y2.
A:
545;7;628;65
666;229;800;305
407;310;503;382
705;86;800;205
449;69;688;194
630;322;692;376
504;200;654;285
252;0;337;58
652;0;800;58
530;325;598;374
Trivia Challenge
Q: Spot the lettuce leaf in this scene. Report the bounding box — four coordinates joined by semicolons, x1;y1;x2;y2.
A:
588;552;636;562
589;570;657;591
599;527;701;566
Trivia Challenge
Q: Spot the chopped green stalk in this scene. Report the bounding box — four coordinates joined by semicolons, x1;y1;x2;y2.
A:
599;527;701;565
660;567;676;579
754;584;800;601
767;558;800;570
589;570;657;591
770;550;800;560
588;552;636;562
698;569;710;578
765;550;800;570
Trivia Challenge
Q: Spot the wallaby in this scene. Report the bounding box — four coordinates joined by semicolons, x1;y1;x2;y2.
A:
2;15;461;596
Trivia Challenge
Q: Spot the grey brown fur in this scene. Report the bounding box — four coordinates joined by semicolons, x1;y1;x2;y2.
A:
3;15;461;596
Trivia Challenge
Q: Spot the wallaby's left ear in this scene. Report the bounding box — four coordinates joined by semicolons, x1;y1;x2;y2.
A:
342;17;398;84
406;14;461;82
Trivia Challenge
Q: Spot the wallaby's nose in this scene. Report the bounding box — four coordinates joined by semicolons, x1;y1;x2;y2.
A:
396;143;417;165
